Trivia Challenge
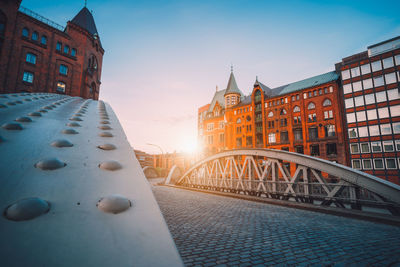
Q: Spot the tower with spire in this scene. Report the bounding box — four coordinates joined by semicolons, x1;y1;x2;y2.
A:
224;67;242;108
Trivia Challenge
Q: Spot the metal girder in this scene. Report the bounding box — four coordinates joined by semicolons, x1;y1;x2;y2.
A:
0;93;183;267
172;149;400;210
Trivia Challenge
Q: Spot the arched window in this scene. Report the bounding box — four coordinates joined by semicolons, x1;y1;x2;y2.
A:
293;106;300;113
56;81;66;93
268;111;274;117
255;90;261;96
32;31;38;41
280;109;287;115
246;115;251;122
22;27;29;37
88;54;98;70
41;35;47;45
323;99;332;107
308;102;316;110
236;118;241;124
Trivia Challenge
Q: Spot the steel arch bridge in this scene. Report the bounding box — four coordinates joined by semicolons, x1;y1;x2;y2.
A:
171;149;400;215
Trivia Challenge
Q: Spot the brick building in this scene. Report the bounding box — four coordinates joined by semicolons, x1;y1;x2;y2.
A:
335;36;400;184
198;70;347;171
0;0;104;99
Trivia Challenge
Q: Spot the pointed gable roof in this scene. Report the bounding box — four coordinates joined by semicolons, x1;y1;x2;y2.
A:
71;7;98;35
207;89;226;113
224;71;242;96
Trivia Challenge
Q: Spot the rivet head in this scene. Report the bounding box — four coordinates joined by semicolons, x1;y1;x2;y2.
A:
99;132;113;137
35;158;66;170
4;198;50;221
24;98;32;102
44;106;53;110
97;195;131;214
39;109;48;113
73;113;83;117
100;120;110;124
100;116;109;120
69;117;82;121
66;122;81;127
98;125;112;130
6;102;16;106
62;129;78;134
97;144;116;150
0;104;7;108
28;112;42;117
1;123;23;130
51;139;73;148
15;100;23;104
98;160;122;171
15;116;33;122
32;97;39;100
0;95;8;98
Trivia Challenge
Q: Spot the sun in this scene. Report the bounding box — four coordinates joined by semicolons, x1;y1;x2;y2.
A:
181;138;198;154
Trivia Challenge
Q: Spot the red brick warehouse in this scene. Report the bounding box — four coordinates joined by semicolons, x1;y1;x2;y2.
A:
0;0;104;99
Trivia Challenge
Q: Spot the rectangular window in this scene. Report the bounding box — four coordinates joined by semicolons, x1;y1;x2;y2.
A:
22;71;34;83
393;122;400;134
362;78;373;90
360;64;371;75
347;113;356;123
374;158;384;170
352;81;362;92
395;140;400;151
356;111;366;122
56;81;66;93
388;89;400;100
294;129;303;141
236;137;242;147
382;57;394;69
351;66;360;77
376;91;387;103
56;42;62;51
326;143;337;156
341;69;350;80
378;107;389;119
360;143;370;153
308;127;318;140
325;125;335;137
246;136;252;146
352;159;361;169
64;45;69;54
383;141;394;152
386;158;397;169
358;126;368;137
363;159;372;170
348;128;358;138
350;143;360;154
310;144;320;156
396;54;400;65
364;93;375;105
308;113;316;122
371;60;382;72
369;125;380;136
59;64;68;75
371;141;382;152
295;146;304;154
374;76;384;87
343;84;352;94
26;53;36;64
323;110;333;119
41;36;47;45
380;124;392;135
354;96;364;107
366;109;378;120
268;133;276;144
207;123;214;131
280;131;289;142
385;72;397;84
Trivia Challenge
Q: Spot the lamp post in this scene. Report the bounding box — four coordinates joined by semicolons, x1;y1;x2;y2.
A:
146;143;164;169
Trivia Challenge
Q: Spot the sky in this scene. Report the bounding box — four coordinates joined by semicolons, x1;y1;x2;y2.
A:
22;0;400;154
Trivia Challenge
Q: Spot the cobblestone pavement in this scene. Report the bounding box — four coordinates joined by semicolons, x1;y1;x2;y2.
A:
152;186;400;266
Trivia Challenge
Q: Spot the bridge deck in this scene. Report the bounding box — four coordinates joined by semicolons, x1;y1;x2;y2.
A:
152;184;400;266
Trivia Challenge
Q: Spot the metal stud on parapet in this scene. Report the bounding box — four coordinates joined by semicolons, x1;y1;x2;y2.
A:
97;195;131;214
28;112;42;117
62;129;79;134
97;144;116;150
99;160;122;171
66;122;81;127
15;117;32;122
2;122;23;130
99;132;113;137
51;139;73;148
4;198;50;221
35;158;66;170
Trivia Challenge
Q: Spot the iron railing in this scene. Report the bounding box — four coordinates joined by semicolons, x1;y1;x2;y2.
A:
19;6;65;32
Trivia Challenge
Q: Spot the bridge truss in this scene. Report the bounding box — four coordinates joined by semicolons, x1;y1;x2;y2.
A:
174;149;400;215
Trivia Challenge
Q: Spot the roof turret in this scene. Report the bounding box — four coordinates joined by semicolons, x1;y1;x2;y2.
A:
71;7;98;36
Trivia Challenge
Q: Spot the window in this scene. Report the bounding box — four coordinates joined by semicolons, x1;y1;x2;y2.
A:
363;159;372;170
360;64;371;75
378;107;389;119
268;121;274;129
388;89;400;100
347;113;356;123
324;125;335;137
26;53;36;64
341;69;350;80
351;67;360;77
296;94;300;100
41;35;47;45
22;27;29;37
246;136;252;146
363;78;373;90
354;96;364;107
207;135;213;145
268;111;274;118
59;64;68;75
280;109;287;115
280;118;287;127
396;55;400;65
352;159;361;170
280;131;289;142
22;71;34;83
308;92;312;98
324;87;328;94
371;142;382;152
371;60;382;72
236;126;242;134
382;57;394;69
308;127;318;140
385;72;396;84
386;158;397;169
391;105;400;117
345;98;354;108
308;102;315;110
236;118;241;124
394;122;400;134
350;143;360;154
303;93;307;99
236;137;242;148
364;93;375;105
383;141;394;152
374;159;384;169
322;99;331;106
207;123;214;131
380;123;392;135
360;143;370;153
310;145;320;156
63;45;70;54
326;143;337;156
32;31;38;41
246;115;251;122
358;126;368;137
293;116;301;124
268;133;276;143
352;81;362;92
319;89;322;95
308;113;316;122
294;129;303;141
219;121;224;129
56;42;62;51
295;146;304;154
396;140;400;151
366;109;377;120
356;111;366;122
291;95;295;102
374;76;384;87
343;83;352;94
369;125;380;136
56;81;66;93
324;110;333;119
71;48;77;57
293;106;300;113
313;90;317;96
348;128;357;138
